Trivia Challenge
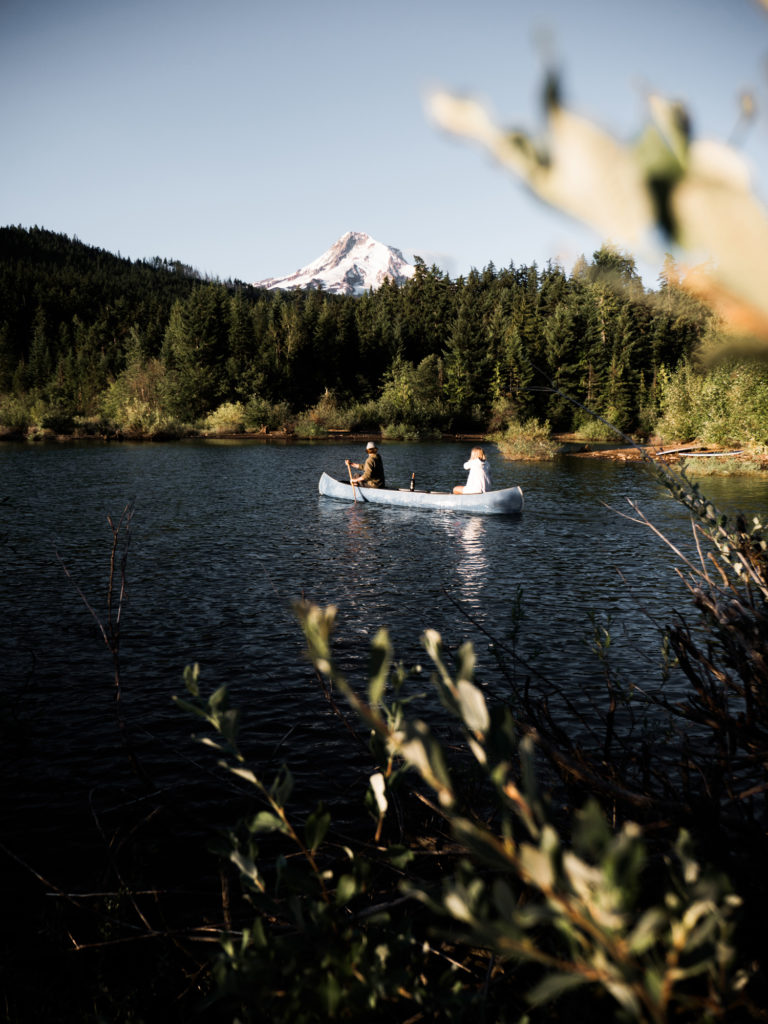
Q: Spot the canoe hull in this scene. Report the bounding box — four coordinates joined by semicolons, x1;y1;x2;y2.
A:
318;473;523;515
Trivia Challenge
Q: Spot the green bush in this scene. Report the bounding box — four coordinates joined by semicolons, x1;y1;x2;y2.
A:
657;358;768;446
572;416;626;443
492;418;561;460
0;393;31;433
293;390;356;437
204;401;247;434
380;421;441;441
345;399;381;432
243;396;292;432
99;357;171;435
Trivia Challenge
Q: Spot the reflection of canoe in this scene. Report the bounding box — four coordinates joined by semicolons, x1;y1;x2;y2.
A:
318;472;524;515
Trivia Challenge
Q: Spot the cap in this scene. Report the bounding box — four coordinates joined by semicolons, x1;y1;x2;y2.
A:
366;441;376;450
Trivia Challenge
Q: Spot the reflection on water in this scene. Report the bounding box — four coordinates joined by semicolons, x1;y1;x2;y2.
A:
452;516;488;606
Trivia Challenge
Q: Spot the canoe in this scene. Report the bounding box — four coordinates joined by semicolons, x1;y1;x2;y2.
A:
318;472;523;515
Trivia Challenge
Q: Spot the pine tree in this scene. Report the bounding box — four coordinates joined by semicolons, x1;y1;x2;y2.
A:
162;287;229;420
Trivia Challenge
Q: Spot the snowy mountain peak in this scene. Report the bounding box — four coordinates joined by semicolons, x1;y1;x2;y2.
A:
254;231;416;296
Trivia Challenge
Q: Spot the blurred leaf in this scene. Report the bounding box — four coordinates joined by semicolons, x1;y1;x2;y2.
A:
572;799;612;860
526;971;588;1007
518;841;556;892
216;707;240;744
172;695;209;722
443;887;480;926
451;817;514;872
455;641;476;683
388;845;415;870
369;772;388;816
182;662;200;697
229;765;261;786
270;765;294;806
456;678;489;734
230;849;264;889
335;873;359;905
398;720;454;804
209;684;229;713
367;628;392;706
305;804;331;853
603;979;643;1019
427;88;654;248
427;81;768;346
248;810;290;837
627;908;667;955
491;877;518;920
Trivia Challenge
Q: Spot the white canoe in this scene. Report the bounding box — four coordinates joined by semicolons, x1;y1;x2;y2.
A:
318;472;523;515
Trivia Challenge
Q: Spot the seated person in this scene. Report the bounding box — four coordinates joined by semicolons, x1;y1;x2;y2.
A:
453;447;491;494
347;441;385;488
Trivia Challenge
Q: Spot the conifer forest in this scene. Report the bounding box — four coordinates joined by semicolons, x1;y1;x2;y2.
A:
5;224;765;446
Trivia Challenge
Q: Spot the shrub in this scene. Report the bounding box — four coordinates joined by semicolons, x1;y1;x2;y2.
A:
657;358;768;446
346;399;381;433
0;393;31;433
380;421;441;441
492;418;561;460
99;357;170;435
572;415;626;443
204;401;247;434
243;396;292;433
293;390;355;437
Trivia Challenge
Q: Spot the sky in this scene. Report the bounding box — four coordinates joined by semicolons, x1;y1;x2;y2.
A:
2;0;767;290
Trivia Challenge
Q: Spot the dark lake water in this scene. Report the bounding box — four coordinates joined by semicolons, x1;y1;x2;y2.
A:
2;439;768;879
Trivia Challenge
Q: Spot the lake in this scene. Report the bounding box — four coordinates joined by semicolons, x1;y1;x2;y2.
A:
2;439;767;871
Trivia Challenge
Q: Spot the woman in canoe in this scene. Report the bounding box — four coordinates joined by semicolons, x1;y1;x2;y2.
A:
453;447;491;494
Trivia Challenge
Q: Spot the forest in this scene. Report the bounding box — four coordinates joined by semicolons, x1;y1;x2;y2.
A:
3;224;767;447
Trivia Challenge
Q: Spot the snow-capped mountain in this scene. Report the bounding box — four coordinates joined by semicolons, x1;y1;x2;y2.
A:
254;231;416;296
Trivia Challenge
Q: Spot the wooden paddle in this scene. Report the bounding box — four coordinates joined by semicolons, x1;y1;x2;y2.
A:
345;459;358;502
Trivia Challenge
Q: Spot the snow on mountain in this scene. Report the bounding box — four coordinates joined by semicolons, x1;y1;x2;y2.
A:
254;231;416;296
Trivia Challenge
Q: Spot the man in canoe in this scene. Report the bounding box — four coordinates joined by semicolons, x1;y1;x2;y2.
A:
347;441;386;488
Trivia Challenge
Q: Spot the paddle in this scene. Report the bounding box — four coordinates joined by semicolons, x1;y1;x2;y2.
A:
345;459;358;502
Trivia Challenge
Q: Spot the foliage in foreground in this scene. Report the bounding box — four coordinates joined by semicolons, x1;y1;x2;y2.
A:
168;458;768;1022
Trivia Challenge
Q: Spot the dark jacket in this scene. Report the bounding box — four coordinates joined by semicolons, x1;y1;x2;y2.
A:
360;451;385;488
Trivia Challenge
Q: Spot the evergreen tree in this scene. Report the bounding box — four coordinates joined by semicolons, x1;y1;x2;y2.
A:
543;301;581;429
28;307;53;391
442;279;489;425
162;287;229;420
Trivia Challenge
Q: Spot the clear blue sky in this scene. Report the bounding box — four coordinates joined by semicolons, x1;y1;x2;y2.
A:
2;0;766;289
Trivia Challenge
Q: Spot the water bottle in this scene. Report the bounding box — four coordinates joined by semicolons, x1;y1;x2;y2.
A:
409;472;415;491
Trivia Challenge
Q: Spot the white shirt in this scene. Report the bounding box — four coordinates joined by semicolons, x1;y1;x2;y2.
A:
463;457;491;493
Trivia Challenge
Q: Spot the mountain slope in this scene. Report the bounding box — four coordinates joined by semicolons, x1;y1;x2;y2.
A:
254;231;416;295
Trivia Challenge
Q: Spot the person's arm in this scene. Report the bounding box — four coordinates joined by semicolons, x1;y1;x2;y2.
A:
345;458;363;483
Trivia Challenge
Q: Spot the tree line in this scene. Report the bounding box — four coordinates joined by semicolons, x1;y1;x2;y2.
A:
1;223;758;441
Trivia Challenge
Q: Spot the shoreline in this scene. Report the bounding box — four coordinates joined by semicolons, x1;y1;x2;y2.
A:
3;428;766;472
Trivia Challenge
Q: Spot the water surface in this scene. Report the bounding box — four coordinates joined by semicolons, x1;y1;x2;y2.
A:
2;440;766;852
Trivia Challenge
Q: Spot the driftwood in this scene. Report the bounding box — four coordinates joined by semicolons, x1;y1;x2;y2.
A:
655;445;743;457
